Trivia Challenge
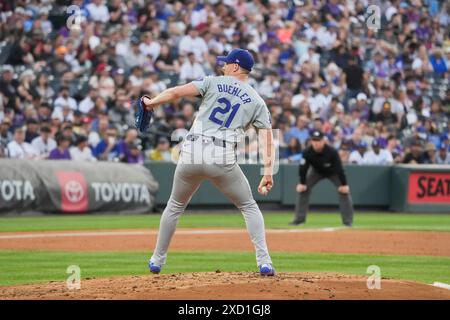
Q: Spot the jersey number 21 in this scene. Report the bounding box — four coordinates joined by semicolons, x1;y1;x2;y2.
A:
209;97;240;128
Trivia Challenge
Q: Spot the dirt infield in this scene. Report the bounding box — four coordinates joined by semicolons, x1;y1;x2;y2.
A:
1;272;450;300
0;228;449;256
1;228;449;299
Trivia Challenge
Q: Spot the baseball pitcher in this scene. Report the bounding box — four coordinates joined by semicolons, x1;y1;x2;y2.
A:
141;49;276;276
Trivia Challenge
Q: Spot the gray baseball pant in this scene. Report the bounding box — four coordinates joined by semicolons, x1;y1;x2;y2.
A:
293;167;354;225
150;161;273;267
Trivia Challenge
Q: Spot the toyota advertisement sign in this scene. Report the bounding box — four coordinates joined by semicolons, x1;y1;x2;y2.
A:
0;160;159;215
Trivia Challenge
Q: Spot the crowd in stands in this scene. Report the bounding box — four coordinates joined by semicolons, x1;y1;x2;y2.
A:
0;0;449;166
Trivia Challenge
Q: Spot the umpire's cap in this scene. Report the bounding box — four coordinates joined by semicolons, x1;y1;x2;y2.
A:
217;48;254;71
311;130;324;141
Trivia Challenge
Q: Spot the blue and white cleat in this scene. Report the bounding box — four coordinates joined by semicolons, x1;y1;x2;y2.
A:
259;263;276;276
148;261;162;274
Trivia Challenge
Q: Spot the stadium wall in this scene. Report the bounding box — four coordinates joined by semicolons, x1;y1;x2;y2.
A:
0;160;448;214
145;162;450;213
0;159;159;215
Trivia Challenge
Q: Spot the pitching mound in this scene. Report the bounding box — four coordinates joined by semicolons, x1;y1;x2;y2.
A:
1;272;449;300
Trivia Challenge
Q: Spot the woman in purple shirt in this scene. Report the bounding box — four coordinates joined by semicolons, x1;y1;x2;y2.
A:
49;136;72;160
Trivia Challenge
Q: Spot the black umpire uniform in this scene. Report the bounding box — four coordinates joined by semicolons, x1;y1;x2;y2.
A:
291;130;354;226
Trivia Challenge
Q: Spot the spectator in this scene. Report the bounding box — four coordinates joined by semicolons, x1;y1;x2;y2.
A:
349;141;367;165
79;87;97;114
94;127;121;161
89;64;115;101
53;86;77;112
375;101;398;126
24;118;39;143
48;136;72;160
351;93;371;122
429;48;448;75
0;65;19;110
423;143;438;164
123;37;147;71
285;115;310;148
338;142;350;164
31;125;56;159
311;82;332;116
155;43;180;74
0;117;13;156
436;143;450;164
403;140;426;164
365;51;390;79
118;128;138;162
70;135;96;162
123;141;144;164
60;124;76;146
7;126;38;159
149;137;172;161
139;32;161;62
363;140;394;165
34;73;55;104
178;26;209;63
179;52;205;83
343;56;364;103
86;0;110;23
282;137;303;163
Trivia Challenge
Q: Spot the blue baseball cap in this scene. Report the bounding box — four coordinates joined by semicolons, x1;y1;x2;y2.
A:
358;141;368;149
217;48;254;71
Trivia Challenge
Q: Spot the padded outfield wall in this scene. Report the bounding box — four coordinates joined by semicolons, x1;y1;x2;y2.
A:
145;162;450;213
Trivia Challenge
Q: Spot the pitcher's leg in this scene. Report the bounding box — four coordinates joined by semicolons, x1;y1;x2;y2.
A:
293;168;323;223
329;174;354;226
209;164;272;266
150;164;202;266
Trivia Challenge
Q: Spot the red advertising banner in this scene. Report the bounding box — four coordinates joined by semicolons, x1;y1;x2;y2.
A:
408;172;450;204
56;171;89;213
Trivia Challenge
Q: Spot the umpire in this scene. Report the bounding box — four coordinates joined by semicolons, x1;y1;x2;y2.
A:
291;130;354;226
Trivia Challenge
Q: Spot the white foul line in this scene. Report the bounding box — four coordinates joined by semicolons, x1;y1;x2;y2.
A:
432;282;450;290
0;227;342;240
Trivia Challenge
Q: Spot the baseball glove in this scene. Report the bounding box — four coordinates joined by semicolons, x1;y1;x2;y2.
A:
134;95;154;133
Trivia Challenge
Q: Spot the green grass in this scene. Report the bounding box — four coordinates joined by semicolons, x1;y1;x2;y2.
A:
0;250;449;286
0;212;450;232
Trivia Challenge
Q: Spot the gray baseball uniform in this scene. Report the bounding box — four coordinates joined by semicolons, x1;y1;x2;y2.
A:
150;76;273;268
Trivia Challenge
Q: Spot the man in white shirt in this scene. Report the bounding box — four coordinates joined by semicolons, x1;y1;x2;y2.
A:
436;143;450;164
179;53;206;83
31;126;56;159
79;87;97;114
51;104;75;122
349;141;367;164
311;83;332;115
178;27;209;63
304;19;329;48
7;127;38;159
124;38;147;71
54;86;78;111
139;32;161;62
363;140;394;165
291;85;314;109
70;135;97;162
86;0;110;23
